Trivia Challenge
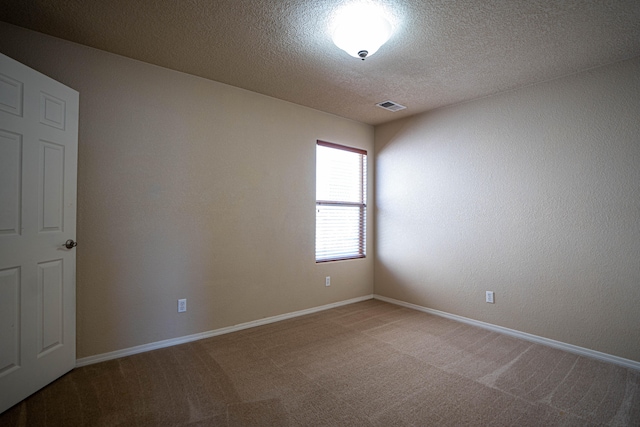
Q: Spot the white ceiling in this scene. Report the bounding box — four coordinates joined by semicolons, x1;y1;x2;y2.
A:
2;0;640;125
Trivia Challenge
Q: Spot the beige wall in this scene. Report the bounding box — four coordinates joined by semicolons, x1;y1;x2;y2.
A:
0;23;374;358
375;57;640;362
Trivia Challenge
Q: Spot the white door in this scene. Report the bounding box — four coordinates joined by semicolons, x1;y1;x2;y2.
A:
0;53;78;414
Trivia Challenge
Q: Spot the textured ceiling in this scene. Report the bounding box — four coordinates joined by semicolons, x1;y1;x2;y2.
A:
1;0;640;125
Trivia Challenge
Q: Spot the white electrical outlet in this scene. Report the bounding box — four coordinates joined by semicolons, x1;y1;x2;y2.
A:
325;276;331;287
178;298;187;312
486;291;494;304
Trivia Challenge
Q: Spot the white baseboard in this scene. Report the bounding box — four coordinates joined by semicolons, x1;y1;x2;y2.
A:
78;293;639;372
374;294;640;371
76;294;374;367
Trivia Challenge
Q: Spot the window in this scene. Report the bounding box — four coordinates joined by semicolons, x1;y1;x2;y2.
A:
316;140;367;262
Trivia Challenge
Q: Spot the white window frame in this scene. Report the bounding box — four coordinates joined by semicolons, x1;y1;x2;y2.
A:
315;140;367;263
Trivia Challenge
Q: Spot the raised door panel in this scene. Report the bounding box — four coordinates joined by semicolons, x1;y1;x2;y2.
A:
0;72;23;117
39;141;65;233
0;130;22;235
37;260;64;356
39;92;65;130
0;267;20;377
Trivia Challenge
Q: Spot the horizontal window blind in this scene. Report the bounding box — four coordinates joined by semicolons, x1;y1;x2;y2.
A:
316;141;367;262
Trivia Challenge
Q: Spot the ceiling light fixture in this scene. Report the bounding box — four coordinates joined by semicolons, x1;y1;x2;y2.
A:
331;3;392;60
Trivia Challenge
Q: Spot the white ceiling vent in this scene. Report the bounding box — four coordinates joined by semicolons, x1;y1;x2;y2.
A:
376;100;406;112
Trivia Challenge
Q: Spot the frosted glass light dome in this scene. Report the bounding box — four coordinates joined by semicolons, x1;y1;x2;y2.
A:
332;4;392;60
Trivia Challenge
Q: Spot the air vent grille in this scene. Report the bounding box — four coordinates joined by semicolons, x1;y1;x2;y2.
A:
376;100;407;112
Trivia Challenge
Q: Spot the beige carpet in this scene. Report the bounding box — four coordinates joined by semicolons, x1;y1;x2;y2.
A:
1;299;639;426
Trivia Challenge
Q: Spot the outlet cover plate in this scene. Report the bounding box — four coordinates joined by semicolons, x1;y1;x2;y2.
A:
486;291;494;304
